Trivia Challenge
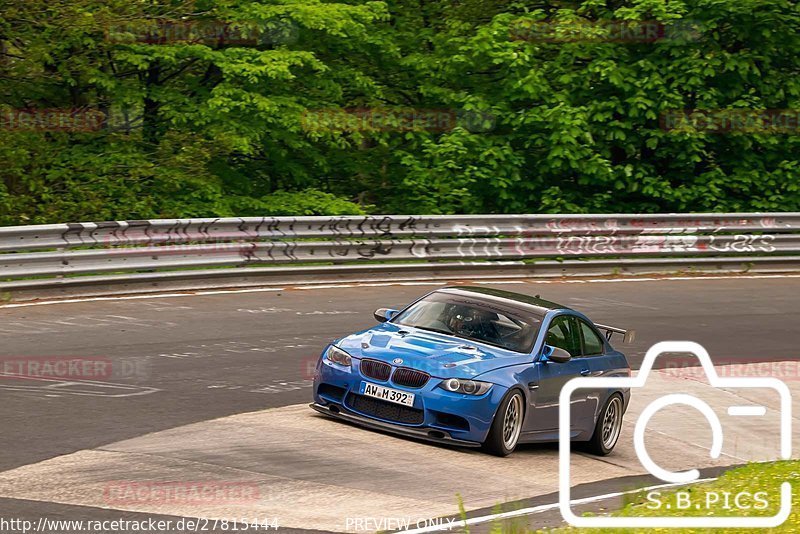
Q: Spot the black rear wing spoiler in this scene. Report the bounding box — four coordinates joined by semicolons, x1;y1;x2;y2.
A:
595;323;636;344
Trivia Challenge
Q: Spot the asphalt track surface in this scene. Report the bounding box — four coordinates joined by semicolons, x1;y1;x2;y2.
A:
0;275;798;532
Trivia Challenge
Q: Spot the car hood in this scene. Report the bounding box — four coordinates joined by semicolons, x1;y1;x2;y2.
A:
336;322;530;379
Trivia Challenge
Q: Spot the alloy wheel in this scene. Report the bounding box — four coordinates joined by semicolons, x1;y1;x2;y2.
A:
502;393;523;449
602;396;623;450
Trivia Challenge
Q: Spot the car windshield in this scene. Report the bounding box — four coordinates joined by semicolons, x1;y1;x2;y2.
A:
392;292;542;353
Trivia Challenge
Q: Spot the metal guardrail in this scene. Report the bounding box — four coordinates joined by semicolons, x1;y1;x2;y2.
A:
0;213;799;299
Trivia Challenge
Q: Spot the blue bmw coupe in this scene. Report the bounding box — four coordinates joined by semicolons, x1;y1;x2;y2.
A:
311;286;632;456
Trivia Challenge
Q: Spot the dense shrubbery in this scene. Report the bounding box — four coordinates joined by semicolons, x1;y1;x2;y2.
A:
1;0;799;224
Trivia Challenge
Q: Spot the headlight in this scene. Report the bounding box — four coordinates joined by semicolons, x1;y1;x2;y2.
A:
325;345;352;368
438;378;492;396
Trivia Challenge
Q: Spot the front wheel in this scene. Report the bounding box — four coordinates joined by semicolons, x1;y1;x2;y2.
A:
586;393;624;455
482;390;524;457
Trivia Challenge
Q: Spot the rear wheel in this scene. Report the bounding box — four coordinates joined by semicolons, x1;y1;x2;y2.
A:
482;390;524;457
587;393;624;455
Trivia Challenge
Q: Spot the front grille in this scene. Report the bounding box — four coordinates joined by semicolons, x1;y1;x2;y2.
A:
360;358;391;381
346;393;424;425
392;367;430;389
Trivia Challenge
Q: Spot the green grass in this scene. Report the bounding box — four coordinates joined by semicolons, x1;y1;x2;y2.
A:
536;460;800;534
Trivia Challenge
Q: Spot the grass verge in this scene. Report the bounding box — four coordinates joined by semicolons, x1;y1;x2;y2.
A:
538;460;799;533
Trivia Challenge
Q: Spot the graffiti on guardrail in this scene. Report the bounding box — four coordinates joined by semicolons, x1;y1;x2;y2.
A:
78;214;783;252
516;234;781;256
0;214;797;288
543;216;784;234
55;216;432;248
0;214;794;252
0;235;792;280
705;235;776;253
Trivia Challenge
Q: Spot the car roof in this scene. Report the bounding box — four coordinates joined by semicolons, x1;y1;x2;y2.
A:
435;286;570;315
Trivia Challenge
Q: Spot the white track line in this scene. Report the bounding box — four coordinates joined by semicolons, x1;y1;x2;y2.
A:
399;478;717;533
2;274;800;309
0;287;288;308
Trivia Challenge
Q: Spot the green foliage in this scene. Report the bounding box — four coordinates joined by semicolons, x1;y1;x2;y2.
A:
1;0;799;224
398;0;800;213
546;460;800;533
227;189;368;216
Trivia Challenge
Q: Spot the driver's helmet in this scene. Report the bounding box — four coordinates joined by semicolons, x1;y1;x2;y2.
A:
446;305;474;332
448;306;494;333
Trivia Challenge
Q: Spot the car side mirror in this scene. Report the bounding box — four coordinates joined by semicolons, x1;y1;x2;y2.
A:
541;345;572;364
373;308;399;323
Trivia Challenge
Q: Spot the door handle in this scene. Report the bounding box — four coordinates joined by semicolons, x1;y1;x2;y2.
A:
580;369;591;376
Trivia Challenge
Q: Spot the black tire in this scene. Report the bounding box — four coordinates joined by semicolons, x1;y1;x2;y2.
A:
586;393;624;456
482;389;525;457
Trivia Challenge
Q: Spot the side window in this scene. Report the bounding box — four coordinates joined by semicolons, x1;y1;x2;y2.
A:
545;316;581;357
578;319;605;356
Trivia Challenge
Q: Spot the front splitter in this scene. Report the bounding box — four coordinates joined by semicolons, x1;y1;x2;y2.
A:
309;402;482;448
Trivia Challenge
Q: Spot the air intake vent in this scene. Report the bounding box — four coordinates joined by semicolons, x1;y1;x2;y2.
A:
346;393;423;425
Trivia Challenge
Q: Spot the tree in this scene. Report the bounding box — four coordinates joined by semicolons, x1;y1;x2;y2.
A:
1;0;799;224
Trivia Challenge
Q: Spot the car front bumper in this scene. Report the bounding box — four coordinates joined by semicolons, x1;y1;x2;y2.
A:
312;357;509;446
309;402;482;447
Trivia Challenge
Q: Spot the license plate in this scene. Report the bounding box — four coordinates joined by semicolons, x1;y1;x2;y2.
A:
360;381;415;407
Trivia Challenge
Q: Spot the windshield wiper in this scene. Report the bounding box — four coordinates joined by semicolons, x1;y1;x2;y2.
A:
410;326;482;344
407;325;454;336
